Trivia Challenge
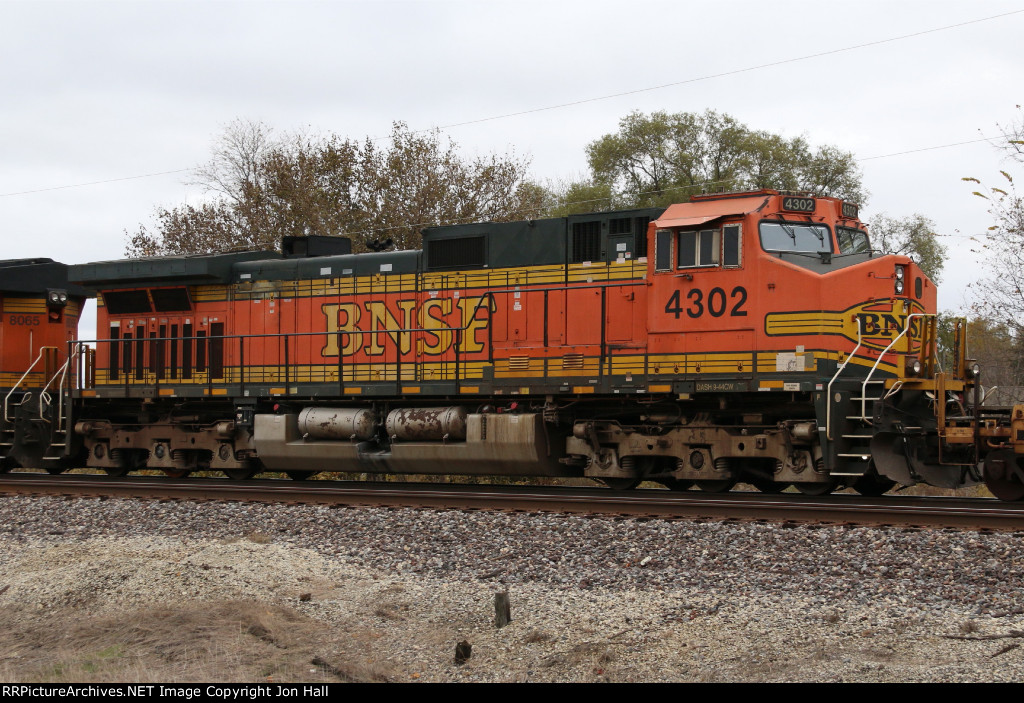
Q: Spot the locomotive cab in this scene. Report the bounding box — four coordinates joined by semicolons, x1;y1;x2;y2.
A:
0;259;88;471
641;191;937;492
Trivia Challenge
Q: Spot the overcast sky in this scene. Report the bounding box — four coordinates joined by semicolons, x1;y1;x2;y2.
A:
2;0;1023;323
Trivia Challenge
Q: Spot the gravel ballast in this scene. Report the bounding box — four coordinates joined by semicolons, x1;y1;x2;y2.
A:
1;495;1023;682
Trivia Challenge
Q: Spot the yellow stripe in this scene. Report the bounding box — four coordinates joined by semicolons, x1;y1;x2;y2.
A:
0;372;46;387
3;299;46;313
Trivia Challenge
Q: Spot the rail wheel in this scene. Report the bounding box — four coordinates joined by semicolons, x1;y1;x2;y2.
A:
658;479;693;491
695;480;736;493
0;456;14;474
795;479;838;496
107;448;144;477
600;456;655;490
162;469;191;478
223;469;256;480
286;471;316;481
45;467;65;475
984;448;1024;502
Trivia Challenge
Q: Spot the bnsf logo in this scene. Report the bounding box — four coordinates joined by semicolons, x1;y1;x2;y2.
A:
765;299;927;352
857;311;924;352
321;296;495;357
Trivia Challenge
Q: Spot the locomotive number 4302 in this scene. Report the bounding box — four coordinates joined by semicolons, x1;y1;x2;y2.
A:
665;286;748;319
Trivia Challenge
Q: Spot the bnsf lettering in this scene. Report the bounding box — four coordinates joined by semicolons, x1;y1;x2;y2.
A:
7;315;40;326
857;313;922;337
321;296;495;357
665;287;748;319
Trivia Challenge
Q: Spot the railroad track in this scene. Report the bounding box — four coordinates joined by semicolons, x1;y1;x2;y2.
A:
2;472;1023;531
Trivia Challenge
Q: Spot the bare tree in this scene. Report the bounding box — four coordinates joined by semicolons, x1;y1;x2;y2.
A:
126;122;538;257
964;107;1024;330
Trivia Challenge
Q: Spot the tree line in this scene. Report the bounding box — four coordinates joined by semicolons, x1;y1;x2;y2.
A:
127;110;921;265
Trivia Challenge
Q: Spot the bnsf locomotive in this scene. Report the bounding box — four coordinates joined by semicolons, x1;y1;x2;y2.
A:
0;259;87;471
3;189;1023;498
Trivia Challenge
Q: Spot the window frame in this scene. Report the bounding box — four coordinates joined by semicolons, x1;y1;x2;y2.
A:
835;226;871;255
674;223;743;270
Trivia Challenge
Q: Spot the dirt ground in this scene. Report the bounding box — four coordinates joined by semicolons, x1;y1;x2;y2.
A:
1;532;1021;683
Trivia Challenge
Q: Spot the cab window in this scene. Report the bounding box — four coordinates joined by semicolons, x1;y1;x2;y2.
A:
759;221;831;254
836;226;870;254
676;224;742;269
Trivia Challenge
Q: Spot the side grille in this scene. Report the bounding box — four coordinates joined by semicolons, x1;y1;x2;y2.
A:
562;354;584;369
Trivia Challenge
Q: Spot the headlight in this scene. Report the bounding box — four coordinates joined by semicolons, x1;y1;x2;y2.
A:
895;265;905;280
905;358;922;376
895;279;904;294
966;362;981;379
46;289;68;308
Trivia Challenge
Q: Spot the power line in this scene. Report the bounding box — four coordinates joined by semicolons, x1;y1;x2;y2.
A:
0;132;998;201
858;138;996;161
0;169;190;198
429;10;1024;131
2;9;1020;200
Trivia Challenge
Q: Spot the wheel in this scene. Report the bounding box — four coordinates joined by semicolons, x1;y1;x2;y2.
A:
658;479;693;491
750;480;789;493
286;471;316;481
984;448;1024;501
695;480;736;493
106;448;144;477
162;469;191;478
599;455;655;490
223;469;256;480
795;480;838;496
45;467;66;475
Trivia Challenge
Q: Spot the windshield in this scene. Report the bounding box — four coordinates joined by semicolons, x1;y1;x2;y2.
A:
759;222;832;254
836;226;871;254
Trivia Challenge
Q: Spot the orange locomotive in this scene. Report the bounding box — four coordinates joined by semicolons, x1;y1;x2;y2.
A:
0;259;87;470
6;189;1014;496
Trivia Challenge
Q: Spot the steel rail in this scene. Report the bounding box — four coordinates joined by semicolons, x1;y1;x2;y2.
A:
2;473;1023;531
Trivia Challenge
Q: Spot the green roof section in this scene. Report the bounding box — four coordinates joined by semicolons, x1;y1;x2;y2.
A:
69;251;277;288
0;258;91;297
422;208;664;270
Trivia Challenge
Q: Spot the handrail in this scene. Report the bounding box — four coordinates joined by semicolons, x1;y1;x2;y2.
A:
3;348;50;422
825;317;862;441
859;313;933;421
38;344;82;424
